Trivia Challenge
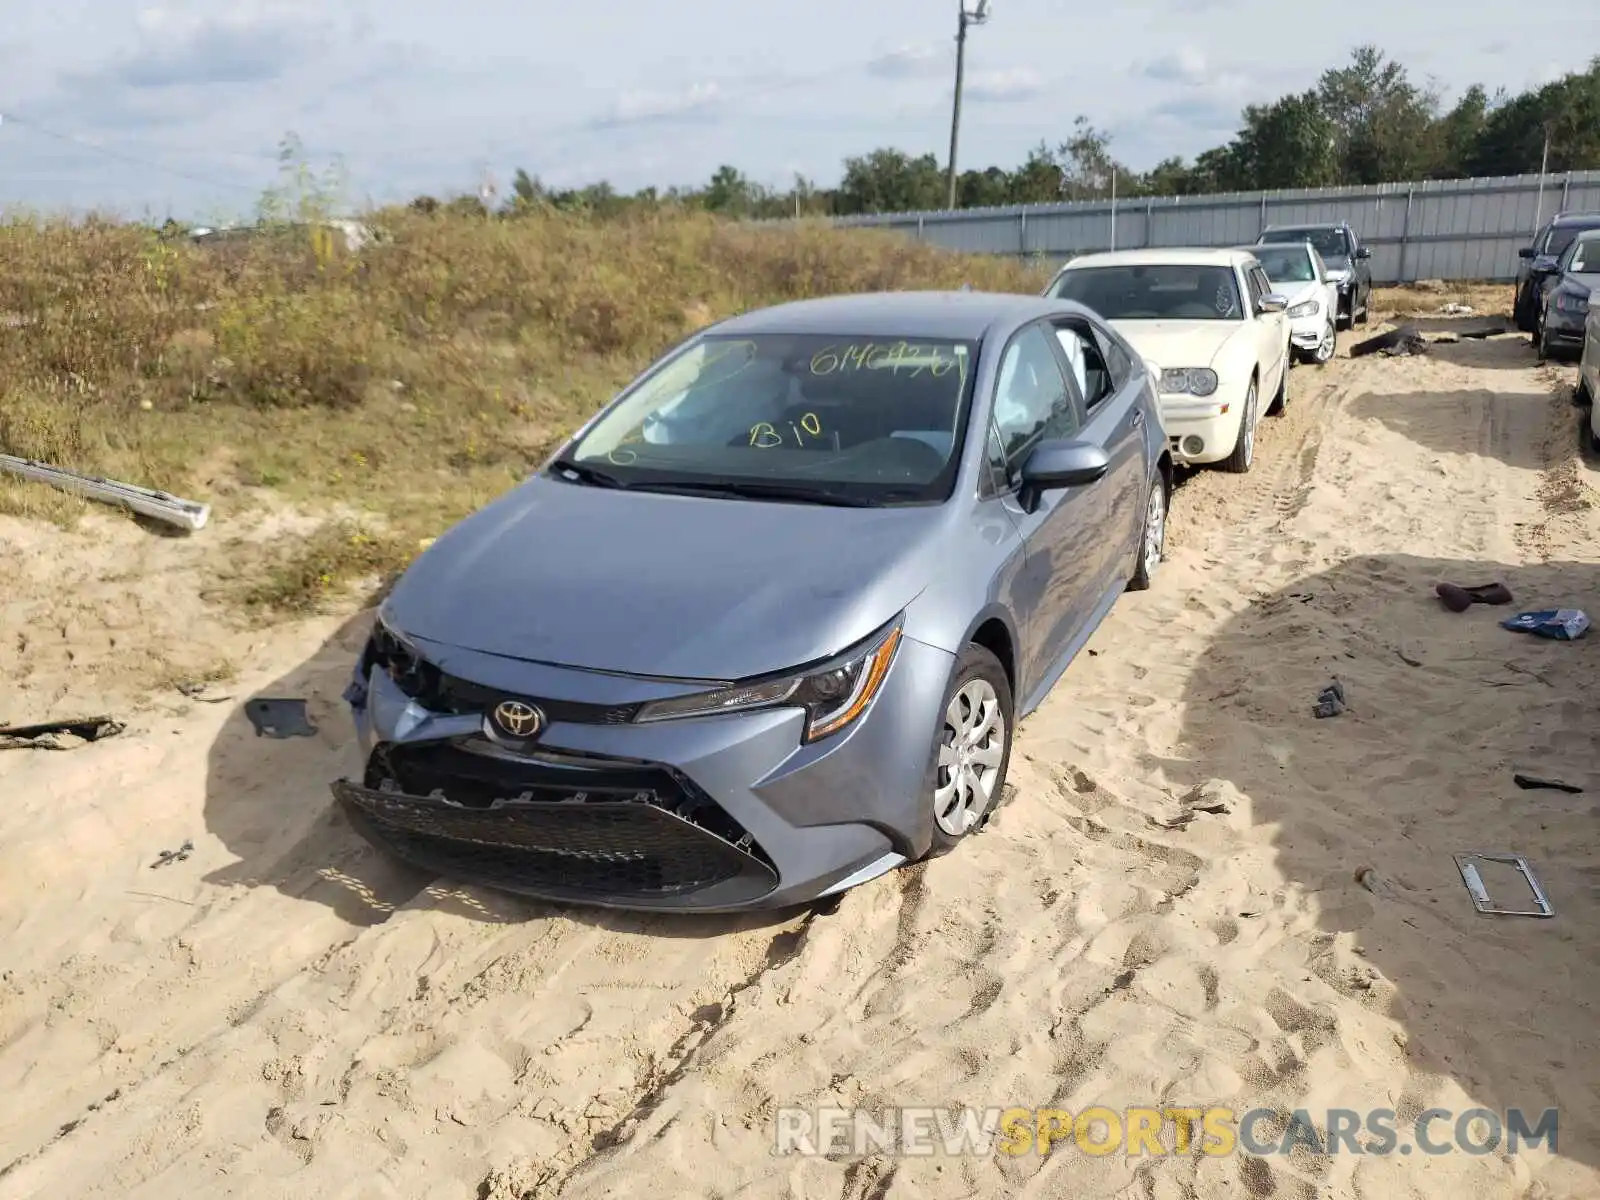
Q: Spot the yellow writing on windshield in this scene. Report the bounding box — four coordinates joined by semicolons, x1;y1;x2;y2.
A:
750;412;823;448
809;342;959;378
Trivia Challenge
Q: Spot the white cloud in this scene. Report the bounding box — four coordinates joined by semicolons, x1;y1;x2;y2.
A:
1142;47;1209;86
607;81;723;125
966;67;1042;101
867;43;944;79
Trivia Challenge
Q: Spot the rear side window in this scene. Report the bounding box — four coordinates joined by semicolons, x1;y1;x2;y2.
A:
1547;223;1600;258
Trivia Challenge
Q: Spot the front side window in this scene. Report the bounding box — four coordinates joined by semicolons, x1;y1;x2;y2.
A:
991;325;1079;473
1049;264;1244;321
1569;237;1598;274
562;332;979;504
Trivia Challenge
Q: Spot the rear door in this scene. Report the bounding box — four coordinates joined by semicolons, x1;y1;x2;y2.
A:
984;320;1104;699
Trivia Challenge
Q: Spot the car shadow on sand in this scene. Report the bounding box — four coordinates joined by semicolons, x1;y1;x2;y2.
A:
201;608;802;939
1170;551;1599;1181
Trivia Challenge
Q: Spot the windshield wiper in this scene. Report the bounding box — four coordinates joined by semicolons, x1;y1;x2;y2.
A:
550;458;629;488
630;479;885;507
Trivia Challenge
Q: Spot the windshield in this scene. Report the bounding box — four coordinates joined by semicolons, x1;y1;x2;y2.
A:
1262;228;1349;261
560;332;978;503
1251;244;1316;284
1048;264;1244;321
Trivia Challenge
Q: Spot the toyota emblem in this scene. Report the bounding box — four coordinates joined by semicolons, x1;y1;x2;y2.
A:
490;699;545;740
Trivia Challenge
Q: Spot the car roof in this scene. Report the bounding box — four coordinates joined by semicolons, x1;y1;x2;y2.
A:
710;290;1087;340
1057;247;1252;270
1262;222;1348;232
1552;212;1600;227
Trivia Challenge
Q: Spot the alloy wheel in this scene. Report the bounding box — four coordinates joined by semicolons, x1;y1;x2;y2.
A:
933;680;1007;837
1142;479;1166;580
1315;322;1336;363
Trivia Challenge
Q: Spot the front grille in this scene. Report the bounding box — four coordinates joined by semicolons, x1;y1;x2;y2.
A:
339;740;777;902
365;624;640;725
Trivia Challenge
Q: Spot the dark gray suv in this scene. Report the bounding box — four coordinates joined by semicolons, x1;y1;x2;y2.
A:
1514;212;1600;333
1257;223;1372;329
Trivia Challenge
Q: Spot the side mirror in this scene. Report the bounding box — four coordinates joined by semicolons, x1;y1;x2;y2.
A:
1518;246;1535;259
1258;293;1289;314
1533;255;1559;273
1355;246;1372;259
1018;440;1110;503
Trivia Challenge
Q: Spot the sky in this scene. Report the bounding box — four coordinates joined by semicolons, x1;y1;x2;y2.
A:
1;0;1597;221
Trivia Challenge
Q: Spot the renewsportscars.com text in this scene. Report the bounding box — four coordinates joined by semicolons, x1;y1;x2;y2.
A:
773;1105;1560;1158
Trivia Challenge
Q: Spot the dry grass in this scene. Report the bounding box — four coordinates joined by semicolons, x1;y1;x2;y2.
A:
0;210;1044;612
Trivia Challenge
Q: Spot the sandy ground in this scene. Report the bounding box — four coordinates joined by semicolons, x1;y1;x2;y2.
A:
2;310;1598;1199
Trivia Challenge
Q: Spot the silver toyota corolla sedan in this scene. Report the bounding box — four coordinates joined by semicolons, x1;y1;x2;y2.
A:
333;291;1173;912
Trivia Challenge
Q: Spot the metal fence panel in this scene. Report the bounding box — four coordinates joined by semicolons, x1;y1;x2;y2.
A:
795;170;1600;283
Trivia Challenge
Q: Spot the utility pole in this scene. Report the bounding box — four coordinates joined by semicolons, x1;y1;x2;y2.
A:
1531;122;1552;238
945;0;991;210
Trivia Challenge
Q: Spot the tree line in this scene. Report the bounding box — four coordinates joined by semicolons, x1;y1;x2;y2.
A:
408;47;1600;220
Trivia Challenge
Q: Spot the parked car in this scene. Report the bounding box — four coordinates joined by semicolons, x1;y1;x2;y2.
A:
1256;223;1372;329
1514;212;1600;333
1579;286;1600;448
334;291;1174;913
1043;248;1291;474
1536;230;1599;362
1238;240;1340;365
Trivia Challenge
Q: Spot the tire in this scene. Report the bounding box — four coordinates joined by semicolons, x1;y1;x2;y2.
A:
1354;287;1370;326
926;644;1014;856
1537;323;1551;362
1266;359;1289;416
1589;410;1600;455
1127;473;1168;592
1514;287;1533;334
1313;320;1337;365
1576;376;1593;408
1218;379;1258;474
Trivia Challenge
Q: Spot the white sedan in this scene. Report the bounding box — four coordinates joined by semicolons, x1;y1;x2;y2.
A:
1043;248;1292;473
1244;240;1340;365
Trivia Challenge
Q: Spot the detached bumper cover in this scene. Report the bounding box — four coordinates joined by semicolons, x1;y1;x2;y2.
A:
333;775;782;909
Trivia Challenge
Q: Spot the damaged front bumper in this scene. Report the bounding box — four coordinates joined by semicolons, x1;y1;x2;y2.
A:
333;625;952;912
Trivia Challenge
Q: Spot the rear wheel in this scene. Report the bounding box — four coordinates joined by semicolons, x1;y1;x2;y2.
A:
1127;474;1167;592
1354;287;1370;325
1576;376;1593;407
1219;380;1258;474
926;645;1014;856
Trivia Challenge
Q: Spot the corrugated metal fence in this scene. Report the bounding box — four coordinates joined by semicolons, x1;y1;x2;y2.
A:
810;170;1600;284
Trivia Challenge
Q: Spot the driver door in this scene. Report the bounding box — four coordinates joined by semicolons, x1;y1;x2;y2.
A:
1245;264;1286;391
983;321;1104;705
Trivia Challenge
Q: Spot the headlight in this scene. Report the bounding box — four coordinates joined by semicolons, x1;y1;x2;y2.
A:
634;618;904;743
1287;300;1319;318
1555;290;1589;314
1159;367;1218;397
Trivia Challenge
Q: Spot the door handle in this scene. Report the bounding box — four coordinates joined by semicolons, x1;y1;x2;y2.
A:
1131;408;1144;428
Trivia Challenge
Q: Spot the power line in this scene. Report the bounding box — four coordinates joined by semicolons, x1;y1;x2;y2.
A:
0;112;265;194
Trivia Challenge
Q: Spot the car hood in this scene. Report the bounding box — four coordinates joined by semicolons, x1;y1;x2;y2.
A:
1558;271;1600;294
1272;280;1323;308
382;476;942;681
1322;256;1353;277
1107;319;1249;373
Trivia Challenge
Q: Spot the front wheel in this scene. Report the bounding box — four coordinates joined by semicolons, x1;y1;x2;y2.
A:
1313;320;1337;364
1127;474;1168;592
926;645;1014;856
1218;380;1257;474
